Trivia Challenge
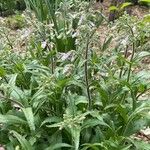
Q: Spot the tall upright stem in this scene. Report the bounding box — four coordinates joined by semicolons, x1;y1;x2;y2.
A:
119;45;128;79
85;37;92;110
84;30;96;110
127;42;135;82
121;23;135;104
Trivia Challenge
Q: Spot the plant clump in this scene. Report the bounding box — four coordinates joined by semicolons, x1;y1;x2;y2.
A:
0;0;150;150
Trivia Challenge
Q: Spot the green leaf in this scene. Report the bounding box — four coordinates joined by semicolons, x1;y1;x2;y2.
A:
120;2;132;10
0;67;6;77
98;85;109;107
10;87;27;106
10;131;33;150
81;143;106;150
143;14;150;22
46;143;73;150
8;74;17;86
123;104;150;136
101;36;113;51
46;122;62;128
82;118;108;130
134;51;150;61
22;107;35;131
116;105;128;123
139;0;150;3
136;70;150;80
133;140;150;150
41;116;62;126
125;118;148;136
109;6;118;11
0;114;26;125
75;96;88;105
70;125;81;150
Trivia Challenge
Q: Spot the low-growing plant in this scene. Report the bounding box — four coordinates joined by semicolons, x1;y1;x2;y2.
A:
0;1;150;150
5;14;26;30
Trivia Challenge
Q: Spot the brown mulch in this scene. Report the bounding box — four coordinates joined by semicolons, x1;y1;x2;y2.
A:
94;1;149;19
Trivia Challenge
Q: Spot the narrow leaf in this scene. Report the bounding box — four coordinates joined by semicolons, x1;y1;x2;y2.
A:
22;107;35;131
46;143;73;150
0;114;26;125
10;131;33;150
120;2;132;10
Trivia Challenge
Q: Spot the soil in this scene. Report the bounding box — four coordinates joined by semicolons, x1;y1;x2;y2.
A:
94;1;149;18
95;0;149;43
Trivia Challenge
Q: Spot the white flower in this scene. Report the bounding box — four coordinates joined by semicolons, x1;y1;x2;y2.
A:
41;41;47;49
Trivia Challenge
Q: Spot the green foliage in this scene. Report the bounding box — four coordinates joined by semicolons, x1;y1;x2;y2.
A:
109;2;132;11
0;0;25;16
0;1;150;149
5;14;26;30
139;0;150;6
24;0;85;52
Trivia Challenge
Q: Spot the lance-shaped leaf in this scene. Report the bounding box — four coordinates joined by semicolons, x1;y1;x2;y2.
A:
10;130;33;150
0;114;26;125
22;107;35;131
46;143;73;150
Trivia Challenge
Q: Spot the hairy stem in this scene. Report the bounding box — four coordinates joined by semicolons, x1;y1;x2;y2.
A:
85;37;92;110
127;42;135;82
119;45;129;79
84;30;96;110
47;44;54;74
121;23;135;104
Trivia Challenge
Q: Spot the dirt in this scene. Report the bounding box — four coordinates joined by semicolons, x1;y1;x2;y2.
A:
95;0;149;42
94;1;149;18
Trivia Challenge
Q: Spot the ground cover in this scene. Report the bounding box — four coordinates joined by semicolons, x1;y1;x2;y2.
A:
0;0;150;149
